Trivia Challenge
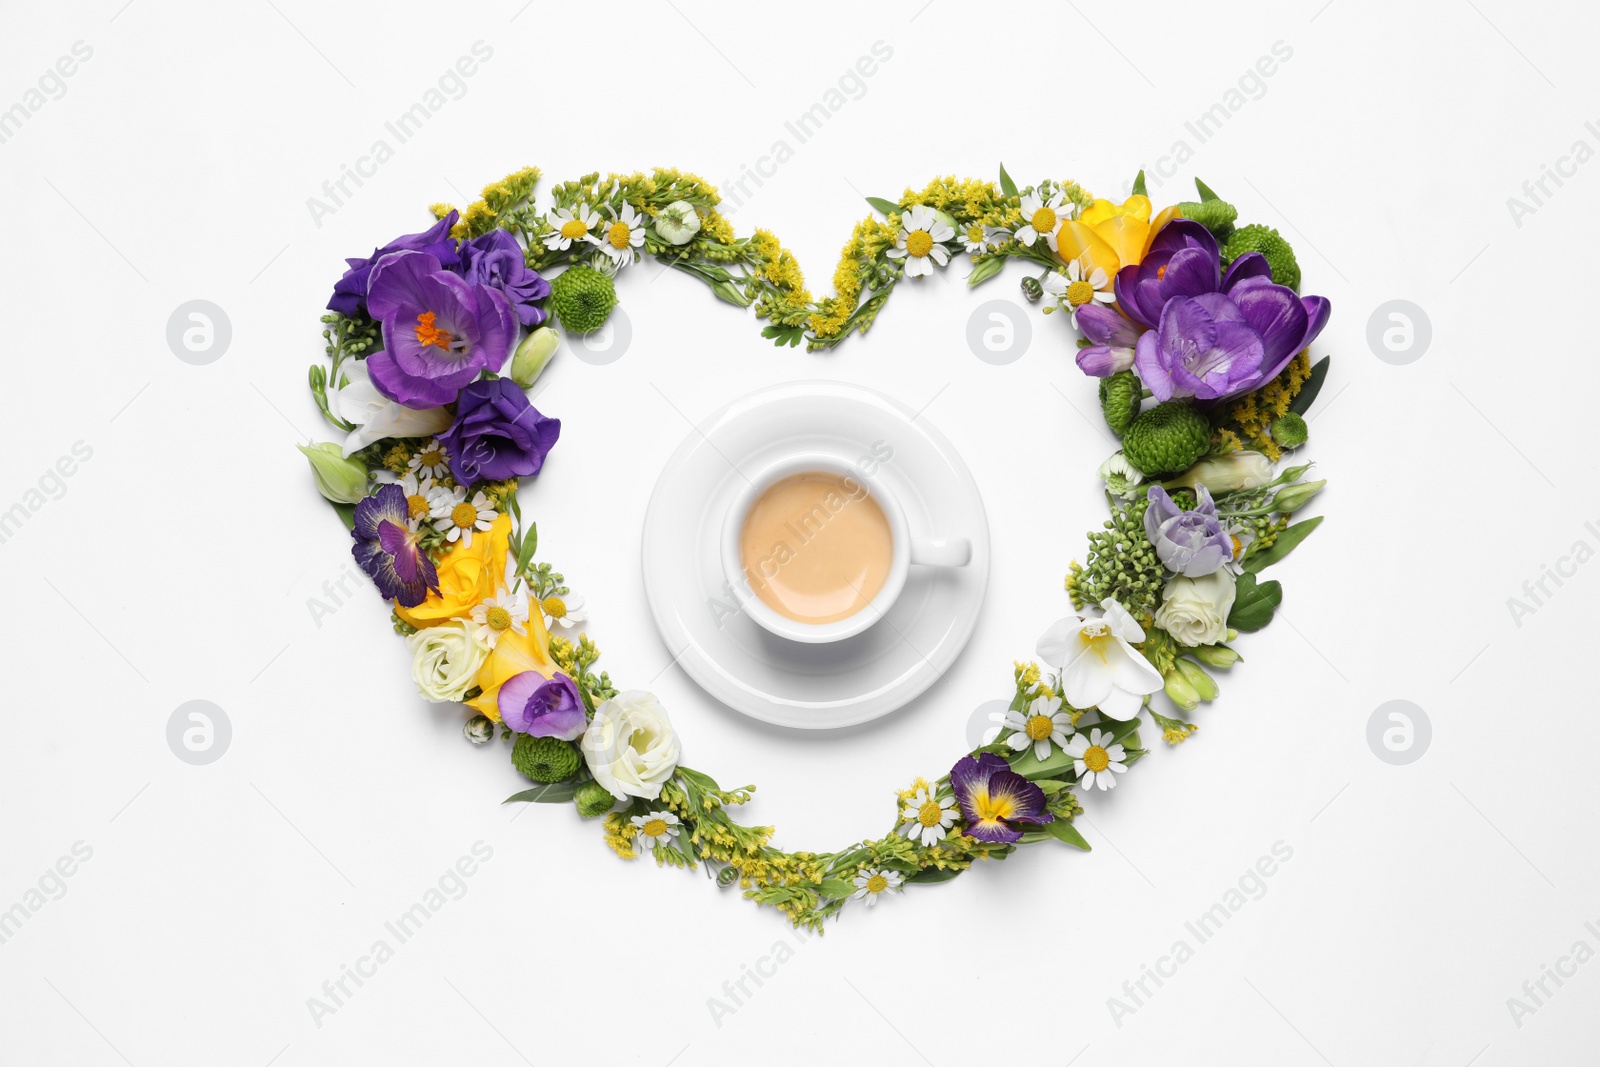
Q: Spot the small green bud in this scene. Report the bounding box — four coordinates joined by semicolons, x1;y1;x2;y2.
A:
509;326;559;388
967;256;1005;288
1270;412;1309;449
1271;478;1326;514
1164;666;1200;711
297;442;367;504
574;780;616;818
1020;275;1043;303
463;714;495;746
710;278;751;307
1191;644;1242;669
1175;658;1219;701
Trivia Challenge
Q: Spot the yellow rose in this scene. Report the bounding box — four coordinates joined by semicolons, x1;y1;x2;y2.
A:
393;513;512;628
1056;195;1184;277
466;608;559;722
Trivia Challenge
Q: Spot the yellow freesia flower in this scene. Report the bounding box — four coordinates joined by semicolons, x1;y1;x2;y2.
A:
467;607;558;721
393;513;512;628
1055;195;1184;278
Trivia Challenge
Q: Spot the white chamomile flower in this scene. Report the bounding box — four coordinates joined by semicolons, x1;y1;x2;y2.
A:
631;811;680;851
1064;727;1128;791
541;593;587;629
1016;191;1069;249
886;205;954;278
397;471;436;530
1043;258;1117;328
1003;694;1075;762
959;220;1008;254
900;786;958;847
592;202;646;264
1098;452;1145;499
544;203;601;251
408;439;451;480
470;586;529;650
430;486;498;547
851;867;904;906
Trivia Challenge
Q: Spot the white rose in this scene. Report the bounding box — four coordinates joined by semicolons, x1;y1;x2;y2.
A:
1153;571;1237;647
407;619;488;702
581;690;682;800
655;200;702;245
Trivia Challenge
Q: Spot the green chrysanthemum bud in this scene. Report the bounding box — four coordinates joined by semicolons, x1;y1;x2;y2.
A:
463;714;495;746
1270;412;1309;449
548;265;617;334
1099;371;1142;437
574;779;616;818
297;442;367;504
1175;199;1238;239
1222;224;1301;292
512;734;580;783
509;326;559;388
1121;401;1212;477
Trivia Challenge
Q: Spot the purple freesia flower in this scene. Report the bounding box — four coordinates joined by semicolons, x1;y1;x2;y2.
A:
440;377;561;485
1143;485;1234;576
1075;303;1145;377
460;230;551;327
363;250;518;409
351;484;439;607
948;752;1052;844
1113;219;1222;330
327;211;461;318
499;671;586;739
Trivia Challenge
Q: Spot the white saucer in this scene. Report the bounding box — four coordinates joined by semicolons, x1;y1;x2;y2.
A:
641;380;990;729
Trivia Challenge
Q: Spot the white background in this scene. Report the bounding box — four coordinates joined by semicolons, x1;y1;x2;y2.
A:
2;0;1596;1063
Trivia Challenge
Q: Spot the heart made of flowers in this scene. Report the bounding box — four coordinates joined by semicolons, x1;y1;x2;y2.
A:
301;165;1331;928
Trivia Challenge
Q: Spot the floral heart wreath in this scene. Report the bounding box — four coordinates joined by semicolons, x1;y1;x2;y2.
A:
301;165;1330;929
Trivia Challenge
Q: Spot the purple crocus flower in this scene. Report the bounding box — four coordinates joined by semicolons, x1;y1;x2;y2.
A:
948;752;1053;844
460;230;551;327
1075;303;1145;377
351;484;439;608
1143;485;1234;576
327;211;461;318
499;671;586;739
1113;219;1221;330
363;250;518;409
440;377;560;485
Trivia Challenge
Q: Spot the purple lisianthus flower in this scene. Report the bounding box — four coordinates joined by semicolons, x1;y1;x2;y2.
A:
1075;303;1145;377
363;250;518;409
948;752;1053;844
1113;219;1222;330
351;484;439;608
327;210;460;318
1143;485;1234;576
499;671;586;739
440;377;560;485
460;230;551;327
1134;279;1331;403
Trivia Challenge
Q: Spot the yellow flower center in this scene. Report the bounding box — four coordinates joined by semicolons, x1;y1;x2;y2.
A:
905;230;934;257
1080;621;1112;663
865;874;888;894
406;494;429;519
1083;745;1111;772
417;449;443;468
974;791;1016;823
1031;206;1057;233
451;502;478;529
1066;280;1096;306
1026;715;1054;741
607;221;632;249
413;311;456;351
642;818;668;837
542;595;567;618
485;606;512;632
966;223;985;243
560;218;589;239
917;800;943;827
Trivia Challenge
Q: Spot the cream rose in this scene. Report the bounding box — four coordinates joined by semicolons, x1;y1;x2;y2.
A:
407;619;488;702
1154;571;1237;647
581;690;682;800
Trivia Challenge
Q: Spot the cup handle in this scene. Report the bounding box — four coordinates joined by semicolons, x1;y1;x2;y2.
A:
910;537;971;568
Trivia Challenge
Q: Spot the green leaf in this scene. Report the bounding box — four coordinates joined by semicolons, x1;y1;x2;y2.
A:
819;878;855;899
1244;516;1323;574
1008;747;1076;780
331;502;356;530
760;324;804;348
1194;176;1222;202
865;196;900;217
998;163;1019;198
502;781;580;804
1288;355;1331;416
1047;819;1092;850
1228;572;1283;632
1033;779;1071;795
1132;170;1148;197
907;865;963;885
516;520;540;577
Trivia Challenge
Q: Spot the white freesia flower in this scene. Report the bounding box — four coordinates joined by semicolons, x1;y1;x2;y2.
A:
1035;598;1164;717
334;361;452;457
407;619;488;702
1154;571;1237;647
581;690;683;800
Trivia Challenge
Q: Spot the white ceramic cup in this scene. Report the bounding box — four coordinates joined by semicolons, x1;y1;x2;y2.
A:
721;451;971;643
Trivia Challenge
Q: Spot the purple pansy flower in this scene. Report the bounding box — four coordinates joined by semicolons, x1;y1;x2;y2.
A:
1143;485;1234;576
1113;219;1222;330
948;752;1053;844
440;377;561;485
363;250;518;409
460;229;551;327
499;672;586;739
1075;303;1145;377
327;210;461;318
351;484;438;608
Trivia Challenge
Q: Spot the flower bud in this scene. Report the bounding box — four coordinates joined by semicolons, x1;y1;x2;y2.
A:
297;442;367;504
1190;644;1241;669
1270;478;1326;514
510;326;558;388
656;199;702;245
1166;451;1275;494
710;278;751;307
1164;666;1200;711
1175;658;1219;701
1020;275;1044;303
463;714;496;746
